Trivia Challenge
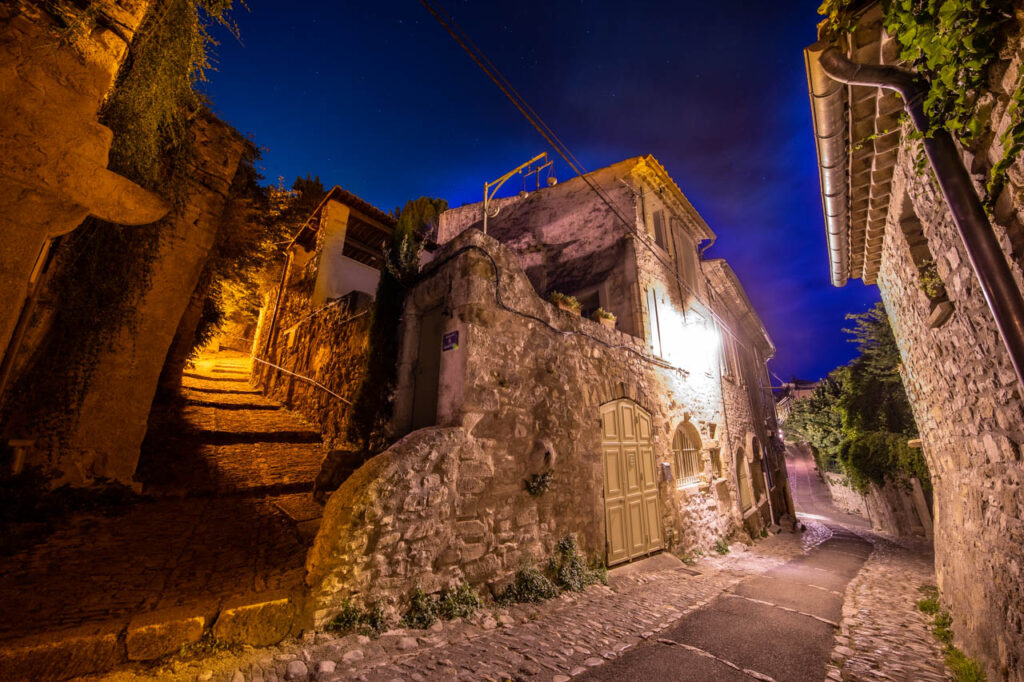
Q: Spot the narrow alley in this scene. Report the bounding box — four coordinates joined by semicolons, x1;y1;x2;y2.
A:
87;446;950;682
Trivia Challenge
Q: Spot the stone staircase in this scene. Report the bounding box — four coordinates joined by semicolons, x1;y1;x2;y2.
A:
0;351;327;680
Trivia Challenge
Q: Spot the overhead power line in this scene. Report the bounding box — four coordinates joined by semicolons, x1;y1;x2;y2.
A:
418;0;765;359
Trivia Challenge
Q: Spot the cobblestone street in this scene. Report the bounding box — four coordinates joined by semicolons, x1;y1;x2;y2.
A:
81;445;952;682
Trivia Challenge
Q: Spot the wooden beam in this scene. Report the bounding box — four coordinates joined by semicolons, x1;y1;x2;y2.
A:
350;211;393;236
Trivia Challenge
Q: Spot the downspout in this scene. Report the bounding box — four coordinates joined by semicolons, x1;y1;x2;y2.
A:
818;47;1024;390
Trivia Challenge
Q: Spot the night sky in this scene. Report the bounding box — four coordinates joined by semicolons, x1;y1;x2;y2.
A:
201;0;880;382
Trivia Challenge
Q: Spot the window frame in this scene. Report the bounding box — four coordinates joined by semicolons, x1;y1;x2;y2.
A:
672;421;703;488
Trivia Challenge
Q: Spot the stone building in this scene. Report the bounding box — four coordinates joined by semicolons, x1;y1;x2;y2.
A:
805;6;1024;678
255;156;794;625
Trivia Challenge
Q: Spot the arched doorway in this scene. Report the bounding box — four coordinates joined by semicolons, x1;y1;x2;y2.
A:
600;399;662;565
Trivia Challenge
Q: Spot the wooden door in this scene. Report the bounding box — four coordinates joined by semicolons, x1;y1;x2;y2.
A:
601;400;663;566
411;306;443;430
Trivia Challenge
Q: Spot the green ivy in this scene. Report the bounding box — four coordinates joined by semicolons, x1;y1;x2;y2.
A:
819;1;1021;208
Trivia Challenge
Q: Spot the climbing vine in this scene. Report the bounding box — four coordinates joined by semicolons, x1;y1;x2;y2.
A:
819;0;1021;207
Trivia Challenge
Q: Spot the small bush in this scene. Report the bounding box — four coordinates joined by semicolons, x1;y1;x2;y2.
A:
714;538;730;555
678;552;696;566
590;307;615;321
401;587;438;629
326;601;363;634
362;603;389;635
498;567;559;604
326;600;389;636
917;597;941;615
933;611;954;646
437;583;481;620
550;534;605;592
524;471;553;497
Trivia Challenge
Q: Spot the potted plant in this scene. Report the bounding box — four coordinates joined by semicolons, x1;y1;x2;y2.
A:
548;291;581;314
591;307;616;329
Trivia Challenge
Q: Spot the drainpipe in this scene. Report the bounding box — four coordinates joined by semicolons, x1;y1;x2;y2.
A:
818;47;1024;390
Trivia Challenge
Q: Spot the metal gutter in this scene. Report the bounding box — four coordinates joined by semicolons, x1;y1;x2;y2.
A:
805;41;851;287
817;46;1024;390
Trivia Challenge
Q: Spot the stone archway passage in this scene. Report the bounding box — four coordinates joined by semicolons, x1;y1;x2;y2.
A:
601;399;663;565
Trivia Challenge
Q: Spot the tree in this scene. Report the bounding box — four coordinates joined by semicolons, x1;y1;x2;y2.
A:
783;302;928;492
347;197;448;452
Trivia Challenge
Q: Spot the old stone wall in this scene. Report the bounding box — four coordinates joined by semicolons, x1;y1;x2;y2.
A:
824;472;868;517
37;116;248;485
253;292;371;447
878;91;1024;675
0;1;167;364
825;472;932;539
306;229;789;623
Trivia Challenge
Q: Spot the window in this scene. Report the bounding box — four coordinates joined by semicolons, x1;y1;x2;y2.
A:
646;287;663;357
651;209;668;251
750;437;766;500
673;422;702;486
576;289;601;319
676;225;699;292
720;330;739;380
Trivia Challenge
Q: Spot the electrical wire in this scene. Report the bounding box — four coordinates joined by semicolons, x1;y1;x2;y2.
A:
419;0;770;361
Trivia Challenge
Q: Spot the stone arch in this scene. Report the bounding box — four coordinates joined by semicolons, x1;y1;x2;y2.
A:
590;378;656;416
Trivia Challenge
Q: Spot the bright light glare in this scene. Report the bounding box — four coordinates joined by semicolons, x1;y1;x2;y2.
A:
659;306;720;370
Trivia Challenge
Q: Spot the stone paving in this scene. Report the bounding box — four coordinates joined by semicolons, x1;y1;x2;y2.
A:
91;526;830;682
787;445;952;681
826;535;951;681
0;351;322;647
139;352;324;496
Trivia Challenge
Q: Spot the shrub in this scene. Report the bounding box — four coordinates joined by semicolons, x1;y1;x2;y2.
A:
945;646;986;682
550;534;603;592
590;308;615;321
714;538;730;555
917;597;941;615
524;471;553;497
678;552;696;566
326;600;389;636
437;583;481;620
401;587;438;629
498;567;559;604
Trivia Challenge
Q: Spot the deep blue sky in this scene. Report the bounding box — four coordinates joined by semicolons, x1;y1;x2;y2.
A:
201;0;879;382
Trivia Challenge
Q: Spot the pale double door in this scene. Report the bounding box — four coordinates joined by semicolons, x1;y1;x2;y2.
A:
601;399;663;566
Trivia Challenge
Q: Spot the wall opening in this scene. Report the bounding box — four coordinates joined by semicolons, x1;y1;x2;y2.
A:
411;305;444;430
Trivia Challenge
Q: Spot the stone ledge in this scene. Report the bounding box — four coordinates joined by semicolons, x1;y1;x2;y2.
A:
0;618;126;680
212;590;297;647
125;603;213;661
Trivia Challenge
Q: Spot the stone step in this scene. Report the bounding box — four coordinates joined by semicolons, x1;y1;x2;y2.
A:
0;592;302;680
